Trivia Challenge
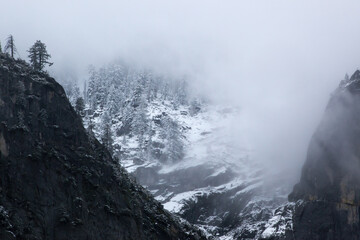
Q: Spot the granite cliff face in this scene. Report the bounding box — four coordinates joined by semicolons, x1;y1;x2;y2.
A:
0;54;205;240
288;70;360;240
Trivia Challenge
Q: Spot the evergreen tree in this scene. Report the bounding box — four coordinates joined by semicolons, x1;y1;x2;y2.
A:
132;78;145;108
162;81;169;101
87;65;109;110
87;117;95;136
167;120;183;163
0;40;2;53
62;79;80;106
96;68;108;108
145;120;154;161
101;113;113;154
80;61;192;164
4;35;17;58
176;80;188;105
75;97;85;116
73;86;80;103
83;80;87;103
132;94;148;150
28;40;53;71
86;117;96;146
87;65;98;110
160;116;183;163
107;85;121;116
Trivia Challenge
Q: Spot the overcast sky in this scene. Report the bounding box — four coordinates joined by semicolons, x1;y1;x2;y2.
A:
2;0;360;171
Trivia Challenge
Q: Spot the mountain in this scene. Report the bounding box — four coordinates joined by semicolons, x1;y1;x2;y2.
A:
288;70;360;239
56;58;360;239
70;62;293;239
0;54;206;240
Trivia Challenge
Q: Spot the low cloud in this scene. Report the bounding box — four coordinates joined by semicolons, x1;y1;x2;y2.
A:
2;0;360;176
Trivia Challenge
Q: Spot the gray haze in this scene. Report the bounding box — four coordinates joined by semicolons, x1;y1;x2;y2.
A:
2;0;360;172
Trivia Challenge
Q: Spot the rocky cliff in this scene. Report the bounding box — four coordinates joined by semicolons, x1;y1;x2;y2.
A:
0;54;205;240
288;70;360;240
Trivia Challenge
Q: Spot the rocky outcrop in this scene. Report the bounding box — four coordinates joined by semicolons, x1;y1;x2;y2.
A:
0;54;206;240
288;70;360;240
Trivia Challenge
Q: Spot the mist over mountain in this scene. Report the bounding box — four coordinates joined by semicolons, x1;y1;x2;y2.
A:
2;1;360;239
4;1;360;177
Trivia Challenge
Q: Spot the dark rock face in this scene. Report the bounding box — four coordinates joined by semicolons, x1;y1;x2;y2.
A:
0;54;205;240
288;70;360;240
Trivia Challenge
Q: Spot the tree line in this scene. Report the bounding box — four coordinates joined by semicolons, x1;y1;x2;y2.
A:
0;34;52;71
63;62;202;164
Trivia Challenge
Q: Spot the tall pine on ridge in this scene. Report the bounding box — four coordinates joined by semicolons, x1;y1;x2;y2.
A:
28;40;53;71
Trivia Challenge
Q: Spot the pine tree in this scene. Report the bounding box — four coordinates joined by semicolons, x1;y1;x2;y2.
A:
0;40;2;53
79;61;192;164
4;35;17;58
86;117;96;146
87;117;95;135
132;94;148;150
176;80;188;105
28;40;53;71
107;85;121;116
83;80;87;103
75;97;85;116
73;86;80;104
87;65;98;110
132;79;144;108
162;81;169;101
101;113;113;154
62;80;80;106
145;120;154;161
160;116;183;163
167;121;183;163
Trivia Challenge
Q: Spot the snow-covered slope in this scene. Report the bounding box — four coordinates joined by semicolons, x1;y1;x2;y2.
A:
85;100;291;239
64;62;294;239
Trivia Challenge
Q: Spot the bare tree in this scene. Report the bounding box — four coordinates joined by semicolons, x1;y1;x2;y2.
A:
4;35;17;58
